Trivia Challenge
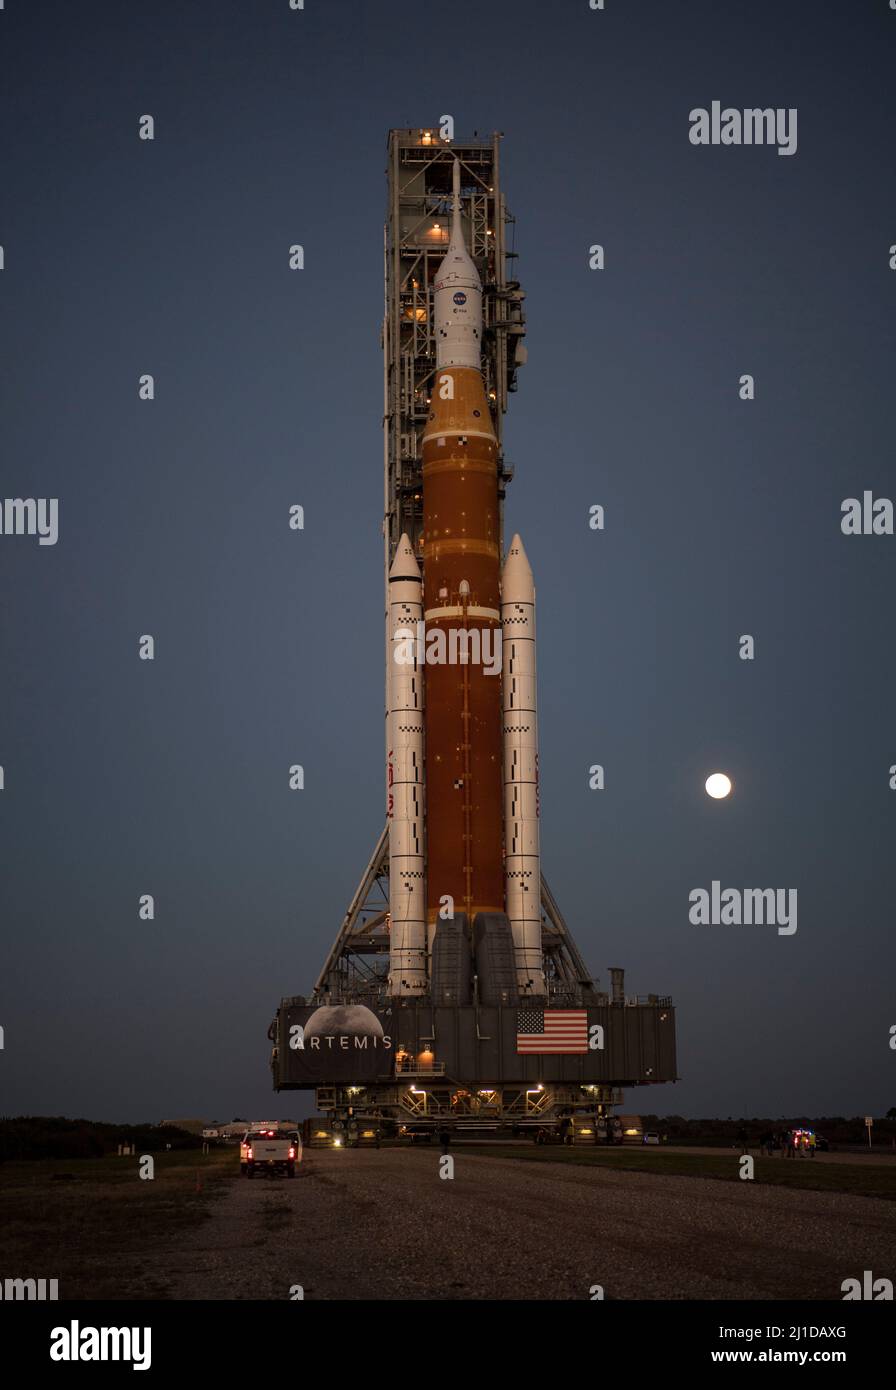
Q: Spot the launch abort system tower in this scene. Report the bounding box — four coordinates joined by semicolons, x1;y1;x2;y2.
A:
269;130;677;1137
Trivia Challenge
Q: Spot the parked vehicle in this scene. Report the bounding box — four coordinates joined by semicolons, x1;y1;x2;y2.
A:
241;1128;301;1178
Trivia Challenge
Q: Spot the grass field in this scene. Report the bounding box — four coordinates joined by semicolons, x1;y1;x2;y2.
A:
0;1149;234;1299
460;1143;896;1200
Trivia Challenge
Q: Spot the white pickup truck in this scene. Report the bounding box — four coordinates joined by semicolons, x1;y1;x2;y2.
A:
240;1128;301;1179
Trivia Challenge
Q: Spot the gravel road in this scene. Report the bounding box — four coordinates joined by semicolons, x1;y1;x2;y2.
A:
161;1149;896;1300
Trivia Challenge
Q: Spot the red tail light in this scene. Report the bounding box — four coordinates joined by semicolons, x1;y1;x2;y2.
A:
246;1148;253;1160
289;1147;296;1159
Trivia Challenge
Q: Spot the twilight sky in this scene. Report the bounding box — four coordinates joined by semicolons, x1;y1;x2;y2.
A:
1;0;894;1123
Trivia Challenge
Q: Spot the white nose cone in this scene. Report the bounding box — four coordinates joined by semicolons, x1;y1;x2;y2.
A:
502;533;535;604
388;532;422;582
433;159;482;370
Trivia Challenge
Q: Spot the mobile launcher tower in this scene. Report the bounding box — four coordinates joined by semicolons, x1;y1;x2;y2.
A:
269;130;677;1138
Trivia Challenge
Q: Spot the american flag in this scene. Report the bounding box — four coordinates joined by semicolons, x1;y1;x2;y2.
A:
516;1009;588;1054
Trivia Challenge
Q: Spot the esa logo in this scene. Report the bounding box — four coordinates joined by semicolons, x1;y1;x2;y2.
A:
453;291;467;305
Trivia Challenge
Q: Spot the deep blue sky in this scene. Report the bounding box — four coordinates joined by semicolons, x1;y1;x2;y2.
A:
1;0;894;1123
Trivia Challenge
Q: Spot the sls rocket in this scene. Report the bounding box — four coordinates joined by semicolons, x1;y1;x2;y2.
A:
388;159;544;1000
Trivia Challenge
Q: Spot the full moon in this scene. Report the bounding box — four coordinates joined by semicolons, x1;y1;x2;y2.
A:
705;772;733;799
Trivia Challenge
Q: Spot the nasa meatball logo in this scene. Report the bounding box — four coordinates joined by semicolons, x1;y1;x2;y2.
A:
453;291;467;305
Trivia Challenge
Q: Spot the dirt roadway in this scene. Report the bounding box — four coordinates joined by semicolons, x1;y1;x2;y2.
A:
161;1149;896;1300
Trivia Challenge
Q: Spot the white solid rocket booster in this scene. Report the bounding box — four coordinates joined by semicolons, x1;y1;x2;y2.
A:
387;533;427;994
502;534;545;994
